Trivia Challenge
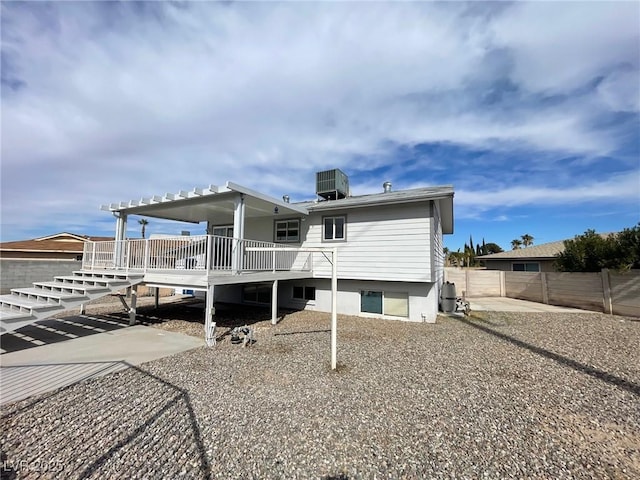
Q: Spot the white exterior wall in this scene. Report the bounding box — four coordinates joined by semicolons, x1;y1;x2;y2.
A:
279;279;439;323
430;201;445;303
244;217;281;243
302;202;433;282
212;198;445;322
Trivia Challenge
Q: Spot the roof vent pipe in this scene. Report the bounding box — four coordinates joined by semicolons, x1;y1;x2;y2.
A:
383;181;392;193
283;195;290;203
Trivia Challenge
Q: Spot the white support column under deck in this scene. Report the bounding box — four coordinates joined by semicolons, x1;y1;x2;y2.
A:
271;279;279;325
204;285;216;347
129;284;138;326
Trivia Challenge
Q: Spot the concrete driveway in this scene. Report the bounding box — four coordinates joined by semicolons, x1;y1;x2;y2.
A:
1;325;203;405
468;296;595;313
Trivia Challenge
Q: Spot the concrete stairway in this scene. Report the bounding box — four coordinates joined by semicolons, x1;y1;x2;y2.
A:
0;271;144;334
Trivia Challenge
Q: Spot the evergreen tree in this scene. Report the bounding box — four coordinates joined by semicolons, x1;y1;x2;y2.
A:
555;225;640;272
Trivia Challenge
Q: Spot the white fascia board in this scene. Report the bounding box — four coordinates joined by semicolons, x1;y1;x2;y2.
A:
226;181;309;216
308;193;453;211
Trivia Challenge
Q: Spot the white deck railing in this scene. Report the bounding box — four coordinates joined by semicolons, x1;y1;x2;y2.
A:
82;235;313;274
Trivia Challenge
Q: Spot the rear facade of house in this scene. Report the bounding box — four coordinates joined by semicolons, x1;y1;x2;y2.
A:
210;179;453;322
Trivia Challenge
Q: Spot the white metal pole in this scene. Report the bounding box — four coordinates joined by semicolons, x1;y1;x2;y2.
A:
331;248;338;370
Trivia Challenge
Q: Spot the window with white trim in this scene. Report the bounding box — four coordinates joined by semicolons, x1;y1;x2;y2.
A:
293;286;316;301
323;216;346;241
274;219;300;243
360;290;408;317
512;262;540;272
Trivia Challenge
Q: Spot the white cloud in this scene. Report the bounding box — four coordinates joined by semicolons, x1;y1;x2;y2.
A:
490;2;640;94
1;2;638;240
597;69;640;112
455;171;640;219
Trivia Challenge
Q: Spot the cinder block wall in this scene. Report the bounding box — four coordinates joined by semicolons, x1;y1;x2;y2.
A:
1;259;82;294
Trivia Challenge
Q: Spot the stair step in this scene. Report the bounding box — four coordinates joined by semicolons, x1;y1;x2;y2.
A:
73;271;144;281
0;295;62;312
33;281;109;295
54;276;113;286
0;307;34;322
12;288;88;302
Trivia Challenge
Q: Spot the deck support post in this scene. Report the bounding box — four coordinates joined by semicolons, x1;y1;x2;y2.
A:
271;279;279;325
79;303;86;315
114;213;127;269
154;287;160;309
128;284;138;326
205;285;216;346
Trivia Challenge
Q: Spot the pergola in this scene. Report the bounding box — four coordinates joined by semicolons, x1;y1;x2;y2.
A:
101;181;309;242
99;181;339;368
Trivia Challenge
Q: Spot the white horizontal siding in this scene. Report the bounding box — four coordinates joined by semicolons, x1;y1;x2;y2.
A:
303;202;432;282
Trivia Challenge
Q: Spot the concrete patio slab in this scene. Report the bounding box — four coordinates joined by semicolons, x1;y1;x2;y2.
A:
0;326;204;405
468;297;596;313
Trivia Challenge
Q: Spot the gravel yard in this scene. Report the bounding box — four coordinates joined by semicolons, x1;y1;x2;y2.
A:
1;302;639;479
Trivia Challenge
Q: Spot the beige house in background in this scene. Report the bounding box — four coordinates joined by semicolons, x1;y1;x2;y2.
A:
0;232;113;260
477;240;566;272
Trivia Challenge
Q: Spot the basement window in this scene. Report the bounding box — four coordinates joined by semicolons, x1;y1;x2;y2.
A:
243;284;272;304
361;290;408;317
293;286;316;301
512;262;540;272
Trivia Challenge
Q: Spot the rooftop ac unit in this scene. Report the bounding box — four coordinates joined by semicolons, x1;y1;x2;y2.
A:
316;169;349;200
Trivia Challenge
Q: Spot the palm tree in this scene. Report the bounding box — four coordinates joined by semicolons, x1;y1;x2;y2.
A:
138;218;149;239
511;238;523;250
521;233;534;247
448;251;465;267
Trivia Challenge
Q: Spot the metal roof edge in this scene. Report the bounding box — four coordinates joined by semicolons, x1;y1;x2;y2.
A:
305;186;454;211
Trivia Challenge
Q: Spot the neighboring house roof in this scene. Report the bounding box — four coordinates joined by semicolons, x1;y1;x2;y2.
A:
478;232;616;261
0;232;113;254
477;240;566;261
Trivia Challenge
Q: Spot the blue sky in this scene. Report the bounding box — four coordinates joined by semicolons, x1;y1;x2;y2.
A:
1;1;638;252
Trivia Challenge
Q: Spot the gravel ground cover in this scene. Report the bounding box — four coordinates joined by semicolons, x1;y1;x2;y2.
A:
1;303;639;479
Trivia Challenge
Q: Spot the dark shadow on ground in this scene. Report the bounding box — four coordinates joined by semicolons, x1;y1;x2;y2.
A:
455;317;640;397
1;300;307;354
0;298;200;355
1;362;212;479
